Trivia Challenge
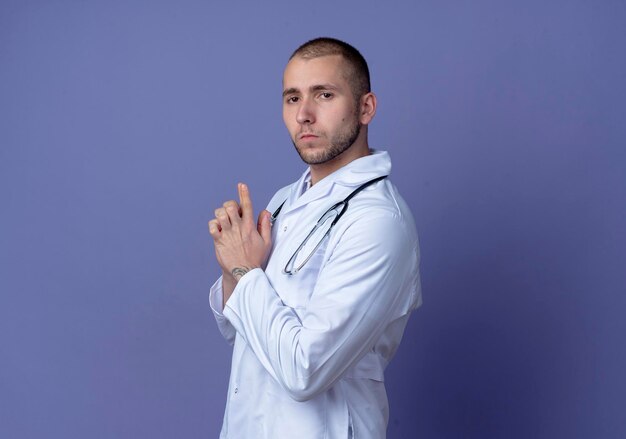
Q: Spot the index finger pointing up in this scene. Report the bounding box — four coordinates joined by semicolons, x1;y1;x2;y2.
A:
238;183;254;221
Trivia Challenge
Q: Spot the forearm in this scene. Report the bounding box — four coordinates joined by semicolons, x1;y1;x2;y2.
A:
223;267;405;402
222;271;237;308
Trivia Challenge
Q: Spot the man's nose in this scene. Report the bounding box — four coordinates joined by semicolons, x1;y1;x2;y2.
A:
296;97;315;125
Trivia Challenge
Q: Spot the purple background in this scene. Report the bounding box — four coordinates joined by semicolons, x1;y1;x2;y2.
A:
1;1;625;438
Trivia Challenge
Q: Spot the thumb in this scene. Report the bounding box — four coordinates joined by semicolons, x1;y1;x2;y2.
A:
257;210;272;244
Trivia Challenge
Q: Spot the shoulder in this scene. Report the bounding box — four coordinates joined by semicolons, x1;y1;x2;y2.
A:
322;179;421;310
330;179;419;254
343;179;416;235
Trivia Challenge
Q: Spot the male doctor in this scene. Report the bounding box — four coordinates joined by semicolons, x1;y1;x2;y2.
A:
208;37;422;438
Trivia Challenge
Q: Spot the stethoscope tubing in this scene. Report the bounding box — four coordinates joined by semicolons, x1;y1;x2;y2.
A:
272;175;388;275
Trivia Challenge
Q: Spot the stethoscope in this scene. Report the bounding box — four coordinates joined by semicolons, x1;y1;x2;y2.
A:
270;175;388;275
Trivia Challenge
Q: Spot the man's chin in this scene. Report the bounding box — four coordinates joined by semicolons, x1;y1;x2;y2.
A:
298;151;327;166
293;142;328;165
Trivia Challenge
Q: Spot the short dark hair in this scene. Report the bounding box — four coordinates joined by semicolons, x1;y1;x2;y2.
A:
290;37;371;102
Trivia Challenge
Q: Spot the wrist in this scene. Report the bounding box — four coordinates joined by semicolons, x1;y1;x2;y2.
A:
230;265;257;281
222;269;236;281
221;272;236;308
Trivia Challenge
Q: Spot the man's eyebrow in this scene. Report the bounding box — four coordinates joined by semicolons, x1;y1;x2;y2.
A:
282;84;341;97
282;87;299;97
309;83;340;93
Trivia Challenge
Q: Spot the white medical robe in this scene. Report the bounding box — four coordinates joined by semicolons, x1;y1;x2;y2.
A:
210;150;422;438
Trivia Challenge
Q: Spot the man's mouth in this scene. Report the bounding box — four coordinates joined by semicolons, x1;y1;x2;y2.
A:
299;133;319;140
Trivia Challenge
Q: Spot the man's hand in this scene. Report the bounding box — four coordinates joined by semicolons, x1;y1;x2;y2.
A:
208;183;272;303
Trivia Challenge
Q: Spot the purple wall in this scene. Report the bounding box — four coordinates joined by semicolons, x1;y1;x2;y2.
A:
1;1;624;438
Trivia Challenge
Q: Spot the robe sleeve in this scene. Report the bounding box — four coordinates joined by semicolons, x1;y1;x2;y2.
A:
209;276;236;346
223;211;421;401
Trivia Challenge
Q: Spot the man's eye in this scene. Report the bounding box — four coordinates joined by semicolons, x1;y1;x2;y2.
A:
320;92;333;99
286;96;299;103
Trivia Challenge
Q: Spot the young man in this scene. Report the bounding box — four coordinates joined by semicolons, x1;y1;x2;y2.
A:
208;37;422;438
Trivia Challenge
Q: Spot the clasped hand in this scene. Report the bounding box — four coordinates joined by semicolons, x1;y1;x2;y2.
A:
208;183;272;288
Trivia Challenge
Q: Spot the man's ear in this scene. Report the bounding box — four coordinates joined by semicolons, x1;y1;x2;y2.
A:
359;92;377;125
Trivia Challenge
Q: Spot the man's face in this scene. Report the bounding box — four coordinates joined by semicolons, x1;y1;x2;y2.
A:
282;55;361;165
